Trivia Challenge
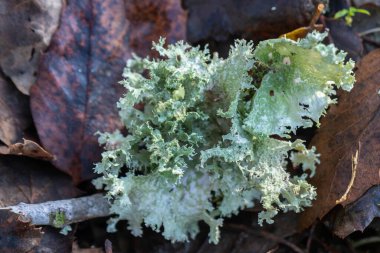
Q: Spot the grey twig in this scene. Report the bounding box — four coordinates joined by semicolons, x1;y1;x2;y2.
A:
2;194;111;227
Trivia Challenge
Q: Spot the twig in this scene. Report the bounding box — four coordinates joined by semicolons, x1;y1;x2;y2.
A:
1;194;110;227
336;147;359;204
306;222;317;252
359;27;380;37
362;36;380;47
225;224;305;253
351;236;380;248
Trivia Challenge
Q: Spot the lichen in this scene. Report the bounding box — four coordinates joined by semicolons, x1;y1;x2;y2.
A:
93;32;355;244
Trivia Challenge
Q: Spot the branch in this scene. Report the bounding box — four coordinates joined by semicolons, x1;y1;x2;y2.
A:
1;194;111;227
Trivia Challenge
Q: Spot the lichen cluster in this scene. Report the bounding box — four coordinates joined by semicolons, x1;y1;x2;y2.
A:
93;32;355;244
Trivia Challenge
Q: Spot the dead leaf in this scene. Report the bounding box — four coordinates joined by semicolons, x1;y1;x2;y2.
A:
0;156;80;207
0;0;62;94
299;49;380;229
38;227;74;253
184;0;318;44
0;210;43;252
0;73;31;146
72;241;104;253
352;4;380;54
325;18;364;61
30;0;187;183
0;155;80;251
126;0;187;57
330;185;380;238
0;139;55;161
30;0;130;183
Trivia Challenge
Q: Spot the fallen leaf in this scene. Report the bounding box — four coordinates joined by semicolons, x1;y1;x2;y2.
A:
184;0;317;44
30;0;130;183
126;0;187;57
30;0;187;183
352;4;380;54
0;139;55;161
0;156;80;207
0;0;62;94
0;156;80;251
38;227;74;253
299;49;380;229
0;210;42;252
330;185;380;238
0;73;31;146
72;242;104;253
325;18;363;61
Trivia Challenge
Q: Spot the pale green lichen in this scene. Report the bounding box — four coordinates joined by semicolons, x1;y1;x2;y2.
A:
93;32;355;244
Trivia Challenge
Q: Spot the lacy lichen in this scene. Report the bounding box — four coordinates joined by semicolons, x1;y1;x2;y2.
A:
93;32;355;244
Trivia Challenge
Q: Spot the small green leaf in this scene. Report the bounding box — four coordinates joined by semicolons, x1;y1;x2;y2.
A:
355;8;370;15
334;9;348;19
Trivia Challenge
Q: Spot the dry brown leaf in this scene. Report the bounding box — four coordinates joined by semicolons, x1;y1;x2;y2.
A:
0;210;43;251
326;18;363;61
352;4;380;54
0;0;62;94
184;0;318;44
72;241;104;253
330;185;380;238
30;0;187;183
0;139;55;160
0;72;31;146
0;156;80;207
299;49;380;229
126;0;187;57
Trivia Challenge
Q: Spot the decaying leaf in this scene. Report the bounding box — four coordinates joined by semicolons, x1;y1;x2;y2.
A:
352;4;380;54
0;155;79;252
0;139;55;160
126;0;187;57
38;227;74;253
0;73;31;146
184;0;318;44
30;0;130;183
0;156;80;207
299;49;380;229
330;185;380;238
325;18;363;61
0;210;42;252
0;0;62;94
280;3;324;41
30;0;187;183
72;241;104;253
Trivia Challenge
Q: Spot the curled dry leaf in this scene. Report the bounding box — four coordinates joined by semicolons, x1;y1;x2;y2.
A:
299;49;380;229
0;73;31;146
0;0;62;94
0;139;55;161
184;0;317;44
0;210;42;252
331;185;380;238
30;0;186;183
